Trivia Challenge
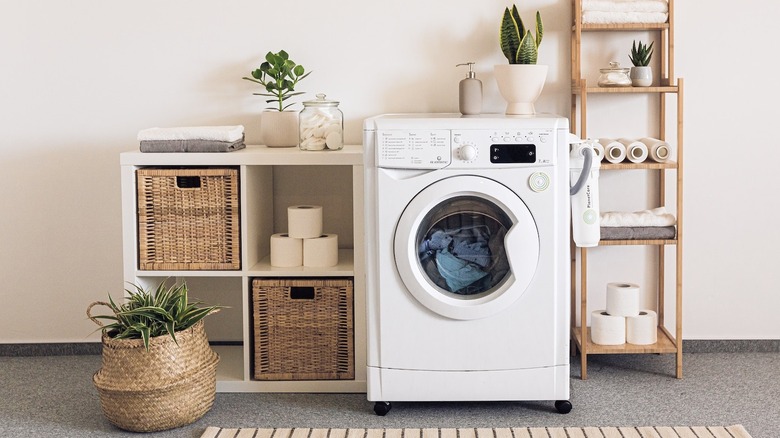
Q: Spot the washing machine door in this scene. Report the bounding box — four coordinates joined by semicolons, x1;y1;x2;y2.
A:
394;175;539;320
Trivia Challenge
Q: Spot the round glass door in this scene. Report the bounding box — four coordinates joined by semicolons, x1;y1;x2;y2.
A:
394;175;539;320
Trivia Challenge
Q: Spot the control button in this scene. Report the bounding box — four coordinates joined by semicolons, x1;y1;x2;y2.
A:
539;136;547;143
514;136;523;142
583;209;598;224
529;172;550;192
526;136;534;142
503;137;512;142
453;136;461;143
491;136;499;142
459;145;477;161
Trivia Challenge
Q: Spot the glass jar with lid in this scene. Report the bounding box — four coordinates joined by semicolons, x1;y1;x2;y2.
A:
598;62;632;87
299;93;344;151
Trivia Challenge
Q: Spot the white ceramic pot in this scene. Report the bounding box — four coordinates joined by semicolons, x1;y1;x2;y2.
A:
261;110;299;147
630;66;653;87
494;64;548;115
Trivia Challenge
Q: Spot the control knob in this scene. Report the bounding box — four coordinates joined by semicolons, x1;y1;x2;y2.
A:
459;144;478;161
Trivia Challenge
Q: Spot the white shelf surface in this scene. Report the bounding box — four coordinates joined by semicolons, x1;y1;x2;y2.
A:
248;249;354;277
121;144;363;166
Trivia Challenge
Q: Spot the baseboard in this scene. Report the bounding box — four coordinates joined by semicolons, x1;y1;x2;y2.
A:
1;339;778;357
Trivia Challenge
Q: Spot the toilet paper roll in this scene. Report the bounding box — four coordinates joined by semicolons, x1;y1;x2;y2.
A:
626;310;658;345
606;282;641;317
599;138;626;163
639;137;672;163
591;310;626;345
270;233;303;267
288;205;323;239
619;138;649;163
303;233;339;267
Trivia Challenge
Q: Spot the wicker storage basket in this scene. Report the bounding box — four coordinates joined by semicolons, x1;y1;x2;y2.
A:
137;167;240;270
91;319;219;432
252;278;354;380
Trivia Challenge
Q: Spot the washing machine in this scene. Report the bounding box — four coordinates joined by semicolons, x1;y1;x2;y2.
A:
363;113;572;416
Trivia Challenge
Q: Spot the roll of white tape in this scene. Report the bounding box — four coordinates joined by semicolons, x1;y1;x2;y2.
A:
303;233;339;267
270;233;303;267
591;310;626;345
619;138;649;163
606;282;640;317
288;205;323;239
639;137;672;163
600;138;626;164
627;310;658;345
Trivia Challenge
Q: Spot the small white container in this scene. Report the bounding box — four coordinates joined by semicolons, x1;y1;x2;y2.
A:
299;93;344;151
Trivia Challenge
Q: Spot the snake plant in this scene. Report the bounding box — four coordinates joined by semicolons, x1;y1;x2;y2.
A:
90;281;223;351
500;4;543;64
629;40;654;67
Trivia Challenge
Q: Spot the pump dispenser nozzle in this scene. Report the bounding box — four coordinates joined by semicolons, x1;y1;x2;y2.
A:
456;62;482;115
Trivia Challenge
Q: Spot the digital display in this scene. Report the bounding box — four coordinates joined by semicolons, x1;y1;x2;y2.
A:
490;144;536;164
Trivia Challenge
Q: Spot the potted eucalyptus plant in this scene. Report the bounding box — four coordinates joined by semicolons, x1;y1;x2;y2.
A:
243;50;311;147
629;40;654;87
87;281;223;432
495;3;546;115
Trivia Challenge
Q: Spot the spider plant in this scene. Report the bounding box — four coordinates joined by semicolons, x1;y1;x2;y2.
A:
91;281;223;351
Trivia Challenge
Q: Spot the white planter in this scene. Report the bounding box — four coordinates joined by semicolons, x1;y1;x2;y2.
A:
261;110;299;148
494;64;548;115
630;66;653;87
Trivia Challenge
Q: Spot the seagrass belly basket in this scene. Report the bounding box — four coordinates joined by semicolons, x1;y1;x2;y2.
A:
90;316;219;432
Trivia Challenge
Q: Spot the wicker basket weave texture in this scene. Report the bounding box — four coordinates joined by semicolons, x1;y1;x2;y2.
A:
137;168;240;271
92;320;219;432
253;278;354;381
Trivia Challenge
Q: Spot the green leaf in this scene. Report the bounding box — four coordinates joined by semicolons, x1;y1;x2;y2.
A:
293;65;304;76
535;11;543;48
516;30;538;64
500;7;521;63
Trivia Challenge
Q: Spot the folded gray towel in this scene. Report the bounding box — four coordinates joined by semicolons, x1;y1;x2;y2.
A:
140;136;246;153
600;226;676;240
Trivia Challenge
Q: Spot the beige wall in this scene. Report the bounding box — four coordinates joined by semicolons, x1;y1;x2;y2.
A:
1;1;777;342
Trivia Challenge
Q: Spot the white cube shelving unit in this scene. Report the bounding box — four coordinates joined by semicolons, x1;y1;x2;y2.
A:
120;145;366;392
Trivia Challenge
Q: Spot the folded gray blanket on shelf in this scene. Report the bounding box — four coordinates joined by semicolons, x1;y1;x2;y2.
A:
140;136;246;153
600;226;676;240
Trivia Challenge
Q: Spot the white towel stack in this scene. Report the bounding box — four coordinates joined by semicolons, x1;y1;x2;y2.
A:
581;0;668;24
600;207;676;227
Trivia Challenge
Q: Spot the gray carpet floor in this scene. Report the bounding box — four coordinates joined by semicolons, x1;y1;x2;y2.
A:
0;352;777;438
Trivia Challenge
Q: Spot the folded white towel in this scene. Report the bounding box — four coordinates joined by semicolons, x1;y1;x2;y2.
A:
582;11;668;24
582;0;668;13
600;207;676;227
137;125;245;142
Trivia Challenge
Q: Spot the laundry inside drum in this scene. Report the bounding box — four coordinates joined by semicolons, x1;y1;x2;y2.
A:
416;196;513;297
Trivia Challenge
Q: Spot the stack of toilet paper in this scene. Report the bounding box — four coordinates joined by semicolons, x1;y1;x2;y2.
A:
591;282;657;345
596;138;673;164
269;205;339;268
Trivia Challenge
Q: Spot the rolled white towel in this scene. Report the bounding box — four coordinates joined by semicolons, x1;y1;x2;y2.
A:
618;138;648;163
600;138;626;164
600;207;676;227
138;125;245;142
582;11;668;24
582;0;668;13
639;137;672;163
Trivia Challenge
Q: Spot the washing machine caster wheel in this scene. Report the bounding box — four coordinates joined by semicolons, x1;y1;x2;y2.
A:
373;402;392;416
555;400;572;414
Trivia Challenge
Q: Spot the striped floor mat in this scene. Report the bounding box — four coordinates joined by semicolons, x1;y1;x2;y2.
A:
200;426;752;438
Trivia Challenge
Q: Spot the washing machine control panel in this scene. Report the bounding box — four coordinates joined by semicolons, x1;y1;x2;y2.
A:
450;129;555;168
375;127;556;169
